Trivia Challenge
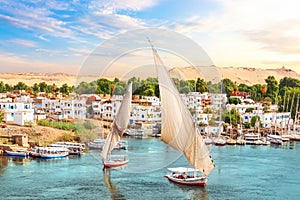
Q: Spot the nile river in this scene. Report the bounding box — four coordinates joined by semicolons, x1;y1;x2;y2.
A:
1;137;300;200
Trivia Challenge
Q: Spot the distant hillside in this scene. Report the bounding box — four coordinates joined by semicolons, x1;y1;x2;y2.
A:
0;66;299;86
0;73;96;87
169;66;300;84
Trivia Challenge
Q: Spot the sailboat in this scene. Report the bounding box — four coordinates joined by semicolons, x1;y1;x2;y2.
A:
149;40;215;186
101;82;132;168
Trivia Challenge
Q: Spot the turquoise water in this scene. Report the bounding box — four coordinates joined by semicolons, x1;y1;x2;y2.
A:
1;138;300;200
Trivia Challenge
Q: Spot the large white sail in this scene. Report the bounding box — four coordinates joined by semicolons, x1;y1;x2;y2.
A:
150;44;215;177
101;82;132;161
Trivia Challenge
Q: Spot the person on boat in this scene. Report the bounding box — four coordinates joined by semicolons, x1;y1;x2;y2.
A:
183;172;187;179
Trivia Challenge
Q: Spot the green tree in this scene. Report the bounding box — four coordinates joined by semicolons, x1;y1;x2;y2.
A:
14;82;28;90
224;109;240;125
207;81;221;93
250;116;260;128
4;84;12;92
179;86;191;94
0;111;4;123
33;83;39;93
279;77;300;96
26;87;34;95
52;84;59;93
60;83;70;95
250;84;263;101
228;97;242;105
96;78;112;94
39;82;48;92
0;81;4;93
222;78;234;96
196;78;208;93
238;83;251;92
265;76;279;104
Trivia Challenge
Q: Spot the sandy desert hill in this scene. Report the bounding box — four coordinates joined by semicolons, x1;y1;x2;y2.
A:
0;66;299;87
169;66;300;85
0;72;97;87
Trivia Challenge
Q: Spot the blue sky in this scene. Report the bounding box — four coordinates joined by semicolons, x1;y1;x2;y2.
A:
1;0;300;74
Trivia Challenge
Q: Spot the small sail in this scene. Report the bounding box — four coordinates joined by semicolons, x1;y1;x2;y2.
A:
101;82;132;161
150;43;215;177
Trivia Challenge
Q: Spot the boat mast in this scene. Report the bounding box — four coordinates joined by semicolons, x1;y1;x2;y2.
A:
294;94;299;133
288;92;295;135
194;122;197;178
281;91;288;136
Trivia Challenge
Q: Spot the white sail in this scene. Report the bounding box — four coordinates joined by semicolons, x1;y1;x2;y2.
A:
101;82;132;161
150;43;215;177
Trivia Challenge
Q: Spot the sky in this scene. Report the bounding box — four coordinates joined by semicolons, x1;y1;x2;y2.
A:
1;0;300;75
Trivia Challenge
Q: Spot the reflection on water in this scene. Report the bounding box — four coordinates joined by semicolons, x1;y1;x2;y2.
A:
174;184;209;200
8;156;30;165
0;156;8;174
103;168;126;200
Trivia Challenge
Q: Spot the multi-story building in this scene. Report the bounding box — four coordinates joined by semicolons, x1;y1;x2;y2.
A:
0;101;34;126
242;111;292;128
42;98;86;120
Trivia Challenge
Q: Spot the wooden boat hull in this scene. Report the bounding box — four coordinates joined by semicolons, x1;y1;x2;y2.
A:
290;137;300;141
164;175;207;187
103;159;128;168
214;142;226;146
40;153;68;159
6;150;28;157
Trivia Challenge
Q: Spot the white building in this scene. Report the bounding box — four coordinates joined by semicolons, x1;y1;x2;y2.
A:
242;111;292;128
92;99;121;121
131;105;161;122
0;102;34;126
226;103;263;114
209;93;227;109
42;98;86;120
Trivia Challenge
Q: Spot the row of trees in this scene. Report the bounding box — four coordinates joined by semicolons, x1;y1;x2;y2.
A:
1;76;300;110
0;81;74;95
75;77;218;97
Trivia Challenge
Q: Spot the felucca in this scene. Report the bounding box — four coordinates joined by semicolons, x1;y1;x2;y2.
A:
101;82;132;168
149;40;215;186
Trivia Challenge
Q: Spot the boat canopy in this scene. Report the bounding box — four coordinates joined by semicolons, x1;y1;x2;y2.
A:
167;167;200;173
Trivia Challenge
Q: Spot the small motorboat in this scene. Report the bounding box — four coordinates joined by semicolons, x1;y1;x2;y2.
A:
6;149;29;157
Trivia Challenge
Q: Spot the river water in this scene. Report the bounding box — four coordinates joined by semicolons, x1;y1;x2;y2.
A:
1;137;300;200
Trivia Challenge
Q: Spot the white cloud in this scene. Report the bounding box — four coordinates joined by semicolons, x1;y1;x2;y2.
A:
0;2;73;38
169;0;300;70
8;39;37;48
89;0;158;14
0;51;79;74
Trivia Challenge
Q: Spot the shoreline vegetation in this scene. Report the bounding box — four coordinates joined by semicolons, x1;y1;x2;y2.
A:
0;119;108;148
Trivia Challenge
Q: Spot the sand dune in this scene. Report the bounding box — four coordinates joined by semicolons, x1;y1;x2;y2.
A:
0;66;299;87
169;66;300;84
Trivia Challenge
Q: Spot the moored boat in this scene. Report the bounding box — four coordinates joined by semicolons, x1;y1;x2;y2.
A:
214;137;226;146
6;149;29;157
226;138;236;145
88;139;128;150
39;147;69;159
244;133;260;145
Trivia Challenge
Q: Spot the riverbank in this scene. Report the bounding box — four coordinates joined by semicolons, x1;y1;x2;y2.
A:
0;124;77;147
